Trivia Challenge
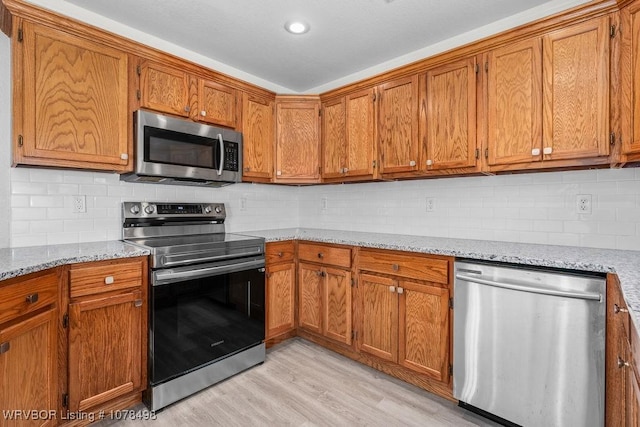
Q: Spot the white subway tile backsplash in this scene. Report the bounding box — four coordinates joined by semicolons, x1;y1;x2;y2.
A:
30;168;63;183
30;195;65;208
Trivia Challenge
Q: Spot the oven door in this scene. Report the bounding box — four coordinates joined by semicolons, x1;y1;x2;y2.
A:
149;256;265;386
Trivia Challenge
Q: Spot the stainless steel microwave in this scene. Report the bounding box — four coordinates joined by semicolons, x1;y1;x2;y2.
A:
121;110;242;187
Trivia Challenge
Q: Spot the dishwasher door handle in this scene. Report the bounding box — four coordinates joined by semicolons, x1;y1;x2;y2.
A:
455;274;602;302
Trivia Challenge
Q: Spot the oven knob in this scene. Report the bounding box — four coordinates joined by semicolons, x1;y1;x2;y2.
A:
214;206;223;214
204;205;212;214
130;204;140;215
144;204;155;214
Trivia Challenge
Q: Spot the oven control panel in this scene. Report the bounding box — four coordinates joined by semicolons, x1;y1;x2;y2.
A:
122;202;225;222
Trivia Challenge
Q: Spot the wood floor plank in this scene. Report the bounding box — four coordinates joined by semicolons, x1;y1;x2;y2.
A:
98;339;499;427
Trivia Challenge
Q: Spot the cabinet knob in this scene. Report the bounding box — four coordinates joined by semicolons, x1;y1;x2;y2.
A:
531;148;541;156
184;106;191;113
618;356;630;369
277;252;283;257
426;160;433;166
392;264;399;271
614;303;629;314
104;276;115;285
318;253;324;259
343;167;349;174
409;160;416;167
0;342;9;354
25;293;39;304
543;147;553;155
397;287;404;294
200;110;207;117
389;286;396;293
244;167;251;172
134;299;143;308
120;153;129;160
276;170;282;176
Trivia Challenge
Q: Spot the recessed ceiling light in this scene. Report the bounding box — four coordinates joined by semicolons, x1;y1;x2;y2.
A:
285;21;310;35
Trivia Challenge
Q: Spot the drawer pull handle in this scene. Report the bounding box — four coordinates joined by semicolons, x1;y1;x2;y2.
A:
392;264;399;271
618;356;630;369
389;286;396;293
277;252;283;257
134;299;143;308
318;253;324;259
614;303;628;314
104;276;115;285
0;342;9;354
25;293;39;304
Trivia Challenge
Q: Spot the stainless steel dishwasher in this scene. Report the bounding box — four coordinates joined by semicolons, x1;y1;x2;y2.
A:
453;260;606;427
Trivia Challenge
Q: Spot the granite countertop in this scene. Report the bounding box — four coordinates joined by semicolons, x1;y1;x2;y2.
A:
0;241;150;281
242;227;640;327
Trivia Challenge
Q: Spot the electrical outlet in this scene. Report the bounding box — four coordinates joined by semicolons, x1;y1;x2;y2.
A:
576;194;592;214
426;197;435;212
73;195;86;213
321;197;328;212
240;196;247;211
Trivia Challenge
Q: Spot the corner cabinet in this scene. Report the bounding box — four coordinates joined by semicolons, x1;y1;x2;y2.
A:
67;258;147;415
0;269;60;426
357;249;451;384
13;21;131;171
274;96;321;183
265;241;296;342
297;242;353;347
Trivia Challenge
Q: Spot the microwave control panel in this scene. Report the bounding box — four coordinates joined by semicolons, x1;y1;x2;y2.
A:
224;141;239;172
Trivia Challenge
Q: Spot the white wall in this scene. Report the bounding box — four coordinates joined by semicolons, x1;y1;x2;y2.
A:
0;34;11;249
298;168;640;251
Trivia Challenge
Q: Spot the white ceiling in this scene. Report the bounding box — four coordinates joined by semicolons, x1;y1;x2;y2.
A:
54;0;590;93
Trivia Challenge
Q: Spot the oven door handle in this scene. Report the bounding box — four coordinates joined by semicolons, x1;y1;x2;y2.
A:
153;258;265;286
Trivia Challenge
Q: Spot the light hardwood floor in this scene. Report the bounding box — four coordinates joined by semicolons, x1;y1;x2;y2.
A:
102;338;499;426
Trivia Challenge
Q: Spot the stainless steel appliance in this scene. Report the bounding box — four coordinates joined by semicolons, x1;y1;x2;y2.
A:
453;260;605;427
121;110;242;186
122;202;265;411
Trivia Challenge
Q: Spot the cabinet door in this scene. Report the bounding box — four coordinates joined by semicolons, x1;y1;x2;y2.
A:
627;358;640;427
275;99;321;183
0;308;57;427
20;22;129;170
322;97;347;179
298;263;323;334
542;17;610;160
398;280;449;382
198;80;237;128
266;262;296;339
425;57;477;170
242;93;274;181
621;2;640;156
68;291;143;412
346;88;377;178
139;61;190;117
378;76;419;174
323;267;352;346
487;38;543;166
358;274;397;363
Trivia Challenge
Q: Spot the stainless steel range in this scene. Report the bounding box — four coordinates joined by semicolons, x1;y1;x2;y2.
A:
122;202;266;412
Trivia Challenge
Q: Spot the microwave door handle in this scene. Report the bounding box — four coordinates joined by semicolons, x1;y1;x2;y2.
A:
217;134;224;176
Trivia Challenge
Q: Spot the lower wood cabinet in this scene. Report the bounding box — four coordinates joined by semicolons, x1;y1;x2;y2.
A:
66;258;147;416
0;269;60;427
265;241;296;341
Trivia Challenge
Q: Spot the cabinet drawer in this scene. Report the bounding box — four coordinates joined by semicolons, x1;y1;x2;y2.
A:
70;258;144;298
358;249;449;284
298;242;351;268
0;270;58;325
266;241;295;264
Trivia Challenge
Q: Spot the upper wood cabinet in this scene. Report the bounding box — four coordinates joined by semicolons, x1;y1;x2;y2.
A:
275;96;321;183
378;76;420;175
242;92;275;182
486;38;543;167
138;60;238;129
621;1;640;161
15;21;130;172
542;17;610;161
321;88;377;181
423;57;478;172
